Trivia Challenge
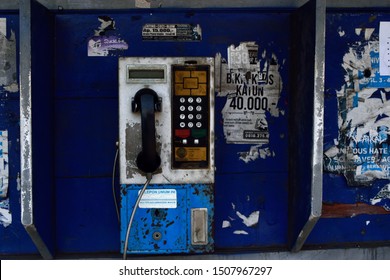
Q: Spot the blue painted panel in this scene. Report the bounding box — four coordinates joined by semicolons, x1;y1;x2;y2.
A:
214;173;288;250
55;99;118;178
55;178;120;254
307;215;390;245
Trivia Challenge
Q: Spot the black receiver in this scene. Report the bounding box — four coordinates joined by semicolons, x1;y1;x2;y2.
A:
132;88;162;173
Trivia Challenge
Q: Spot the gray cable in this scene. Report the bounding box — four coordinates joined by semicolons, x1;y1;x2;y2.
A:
112;147;120;224
123;173;152;260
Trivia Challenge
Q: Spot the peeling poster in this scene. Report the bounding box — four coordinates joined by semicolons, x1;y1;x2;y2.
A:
324;25;390;185
88;16;128;57
370;183;390;210
221;197;260;236
216;42;283;162
0;130;8;198
0;18;18;93
0;198;12;227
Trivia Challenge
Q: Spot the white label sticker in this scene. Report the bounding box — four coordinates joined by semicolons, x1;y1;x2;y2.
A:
139;189;177;209
379;22;390;75
142;24;202;41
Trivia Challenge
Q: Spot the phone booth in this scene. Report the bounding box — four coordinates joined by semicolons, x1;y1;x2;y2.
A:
118;57;215;254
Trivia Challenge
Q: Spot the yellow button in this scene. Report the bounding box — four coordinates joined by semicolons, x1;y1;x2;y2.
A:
191;84;207;96
184;77;198;89
175;84;191;96
191;71;207;83
175;147;206;161
175;71;191;83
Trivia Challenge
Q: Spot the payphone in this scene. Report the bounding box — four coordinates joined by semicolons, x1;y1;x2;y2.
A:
118;57;214;255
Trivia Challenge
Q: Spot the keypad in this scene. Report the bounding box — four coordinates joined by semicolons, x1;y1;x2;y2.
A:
171;64;210;169
177;96;205;128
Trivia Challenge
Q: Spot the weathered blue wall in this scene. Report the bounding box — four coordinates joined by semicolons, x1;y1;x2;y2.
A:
54;9;290;255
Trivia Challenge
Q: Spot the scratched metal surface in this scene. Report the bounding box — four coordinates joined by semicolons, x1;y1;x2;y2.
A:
306;11;390;246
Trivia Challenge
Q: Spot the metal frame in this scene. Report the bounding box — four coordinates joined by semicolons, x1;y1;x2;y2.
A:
2;0;390;10
20;0;53;260
288;0;325;252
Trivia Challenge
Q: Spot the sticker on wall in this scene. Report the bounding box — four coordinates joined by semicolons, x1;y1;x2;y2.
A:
0;131;8;198
88;16;128;57
324;25;390;186
216;42;283;162
138;189;177;209
0;18;18;93
0;198;11;227
142;24;202;41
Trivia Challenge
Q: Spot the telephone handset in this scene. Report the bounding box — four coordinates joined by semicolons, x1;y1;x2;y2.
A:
131;88;162;173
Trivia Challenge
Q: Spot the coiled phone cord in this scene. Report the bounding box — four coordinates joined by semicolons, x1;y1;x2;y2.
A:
123;173;152;260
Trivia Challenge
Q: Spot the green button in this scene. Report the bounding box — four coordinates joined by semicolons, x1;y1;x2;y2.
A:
191;129;207;138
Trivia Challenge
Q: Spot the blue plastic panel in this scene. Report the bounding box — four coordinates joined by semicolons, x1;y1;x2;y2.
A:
121;184;213;254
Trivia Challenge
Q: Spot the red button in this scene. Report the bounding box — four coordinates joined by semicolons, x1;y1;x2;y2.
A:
175;129;190;138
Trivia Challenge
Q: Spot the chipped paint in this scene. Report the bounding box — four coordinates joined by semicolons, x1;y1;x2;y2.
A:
222;198;260;235
0;18;18;93
233;230;249;235
0;130;9;198
238;145;274;163
0;198;11;227
338;26;345;37
370;183;390;210
216;42;283;162
323;28;390;185
88;16;128;56
236;210;260;227
222;220;231;228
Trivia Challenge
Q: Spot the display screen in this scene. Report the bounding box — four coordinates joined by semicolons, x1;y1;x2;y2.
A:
128;69;165;79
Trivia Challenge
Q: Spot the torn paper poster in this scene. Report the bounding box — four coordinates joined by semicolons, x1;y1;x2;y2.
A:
216;42;284;162
0;198;11;227
370;183;390;211
88;16;128;56
0;130;9;198
217;42;283;145
238;146;274;163
0;18;18;93
323;28;390;186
